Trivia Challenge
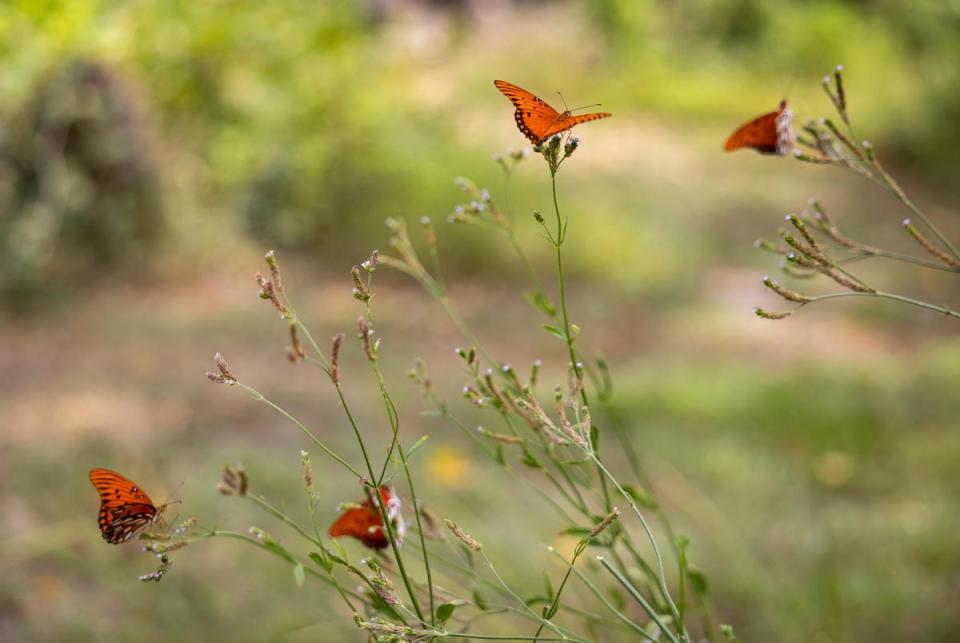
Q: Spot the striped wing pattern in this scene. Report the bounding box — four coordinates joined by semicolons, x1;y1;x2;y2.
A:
494;80;611;145
90;468;162;544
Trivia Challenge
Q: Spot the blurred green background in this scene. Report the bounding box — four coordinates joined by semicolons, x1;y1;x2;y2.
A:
2;1;960;641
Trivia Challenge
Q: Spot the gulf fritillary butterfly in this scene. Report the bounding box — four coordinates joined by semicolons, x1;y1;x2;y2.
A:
494;80;611;145
724;100;795;156
90;468;169;544
328;485;405;550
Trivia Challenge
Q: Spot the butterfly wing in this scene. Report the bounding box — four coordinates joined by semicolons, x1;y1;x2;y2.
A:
495;80;611;144
103;503;160;544
724;110;779;154
494;80;562;145
724;101;793;155
542;111;612;140
328;506;388;549
90;468;160;544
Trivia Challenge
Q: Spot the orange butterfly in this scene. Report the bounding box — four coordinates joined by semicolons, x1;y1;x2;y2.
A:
494;80;611;145
90;468;170;544
724;100;795;156
329;486;405;550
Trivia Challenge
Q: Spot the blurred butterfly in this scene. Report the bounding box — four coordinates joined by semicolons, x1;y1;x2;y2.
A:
90;468;170;544
494;80;611;145
329;486;405;550
724;100;795;156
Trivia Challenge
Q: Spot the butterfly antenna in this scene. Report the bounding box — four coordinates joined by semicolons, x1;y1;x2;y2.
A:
556;90;569;112
163;480;186;508
781;70;798;101
570;102;602;113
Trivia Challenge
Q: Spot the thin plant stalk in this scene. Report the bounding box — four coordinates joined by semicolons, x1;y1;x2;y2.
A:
274;286;427;623
798;290;960;318
589;454;683;633
480;550;586;643
234;382;361;478
547;170;614;516
547;548;656;642
597;555;681;643
362;271;437;625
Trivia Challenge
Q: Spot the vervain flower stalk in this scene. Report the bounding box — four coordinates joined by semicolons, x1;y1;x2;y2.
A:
757;67;960;321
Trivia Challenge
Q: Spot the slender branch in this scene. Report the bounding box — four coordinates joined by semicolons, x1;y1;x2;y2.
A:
548;170;614;515
362;274;437;625
589;455;682;632
798;290;960;319
547;548;656;642
236;382;361;478
480;551;583;642
597;556;681;643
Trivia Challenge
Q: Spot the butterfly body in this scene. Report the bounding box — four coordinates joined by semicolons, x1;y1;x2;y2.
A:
90;468;167;544
724;100;795;156
495;80;610;145
329;486;404;550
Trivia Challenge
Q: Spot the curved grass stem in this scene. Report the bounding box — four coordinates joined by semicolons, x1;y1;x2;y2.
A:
800;290;960;319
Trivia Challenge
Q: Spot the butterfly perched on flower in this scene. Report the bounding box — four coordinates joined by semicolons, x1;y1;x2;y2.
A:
90;468;170;544
328;486;405;550
724;100;795;156
494;80;611;145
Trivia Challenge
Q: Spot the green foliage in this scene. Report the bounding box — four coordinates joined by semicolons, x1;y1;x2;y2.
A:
0;59;164;301
2;0;959;303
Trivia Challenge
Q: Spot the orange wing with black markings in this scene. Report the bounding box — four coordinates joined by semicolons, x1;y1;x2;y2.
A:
494;80;611;145
90;468;166;544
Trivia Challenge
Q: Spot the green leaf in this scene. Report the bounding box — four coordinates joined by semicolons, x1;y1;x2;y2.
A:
720;624;740;643
329;538;349;564
494;444;505;465
435;600;466;625
542;324;566;340
406;433;431;459
687;566;709;595
608;586;627;611
621;483;658;509
293;562;305;587
561;527;592;537
543;572;555;602
590;424;599;450
309;550;333;573
472;588;488;611
261;540;295;563
529;291;557;317
521;446;543;469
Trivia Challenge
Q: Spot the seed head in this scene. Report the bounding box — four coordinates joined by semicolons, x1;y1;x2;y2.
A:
444;519;482;551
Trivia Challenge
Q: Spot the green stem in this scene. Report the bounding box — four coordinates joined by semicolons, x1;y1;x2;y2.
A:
803;290;960;319
532;540;588;642
589;455;682;634
201;530;369;605
238;497;390;619
547;548;656;642
481;551;583;642
236;383;361;478
364;274;437;624
445;635;571;641
597;555;681;643
285;292;426;622
841;248;960;272
873;165;960;260
549;171;614;515
332;379;426;623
